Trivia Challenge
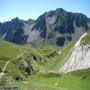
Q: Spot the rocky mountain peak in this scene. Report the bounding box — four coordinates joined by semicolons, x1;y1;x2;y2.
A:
0;8;90;46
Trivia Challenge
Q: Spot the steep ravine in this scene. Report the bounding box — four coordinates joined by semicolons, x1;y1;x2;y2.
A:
60;33;90;73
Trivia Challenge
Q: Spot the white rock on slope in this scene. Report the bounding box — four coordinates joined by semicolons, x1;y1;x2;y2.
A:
59;33;90;73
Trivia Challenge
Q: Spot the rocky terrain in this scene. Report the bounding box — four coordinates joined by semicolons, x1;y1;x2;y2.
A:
0;8;90;90
0;8;90;46
60;33;90;73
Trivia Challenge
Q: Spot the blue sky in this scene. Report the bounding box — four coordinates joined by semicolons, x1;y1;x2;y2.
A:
0;0;90;22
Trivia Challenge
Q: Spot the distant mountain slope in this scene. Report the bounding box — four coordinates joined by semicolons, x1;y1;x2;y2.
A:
0;8;90;46
31;8;90;46
0;18;34;44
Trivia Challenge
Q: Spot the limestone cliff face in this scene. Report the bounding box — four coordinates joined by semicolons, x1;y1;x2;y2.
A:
60;33;90;73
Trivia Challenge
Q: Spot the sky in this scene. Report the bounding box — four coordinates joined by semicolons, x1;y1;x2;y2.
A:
0;0;90;22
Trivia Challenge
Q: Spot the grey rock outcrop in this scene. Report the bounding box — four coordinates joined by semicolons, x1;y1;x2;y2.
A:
60;33;90;73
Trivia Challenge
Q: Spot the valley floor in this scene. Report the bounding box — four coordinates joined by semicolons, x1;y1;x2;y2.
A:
0;32;90;90
17;74;90;90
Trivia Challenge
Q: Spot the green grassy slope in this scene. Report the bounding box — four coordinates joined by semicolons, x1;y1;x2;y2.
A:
0;40;57;80
0;37;90;90
0;40;20;60
81;30;90;45
48;43;74;71
17;31;90;90
38;42;74;75
0;40;24;85
18;73;90;90
0;40;20;70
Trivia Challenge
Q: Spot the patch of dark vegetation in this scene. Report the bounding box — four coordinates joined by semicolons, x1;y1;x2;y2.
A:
0;68;2;72
29;53;42;61
25;65;33;75
39;71;61;77
68;68;90;79
45;51;58;58
81;75;87;79
0;76;7;86
66;35;72;41
0;56;10;61
56;37;65;46
13;75;23;81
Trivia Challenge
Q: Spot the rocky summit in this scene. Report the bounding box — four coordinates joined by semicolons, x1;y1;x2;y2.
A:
0;8;90;46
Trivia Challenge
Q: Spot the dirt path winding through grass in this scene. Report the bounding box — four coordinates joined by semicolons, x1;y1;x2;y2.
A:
0;49;27;78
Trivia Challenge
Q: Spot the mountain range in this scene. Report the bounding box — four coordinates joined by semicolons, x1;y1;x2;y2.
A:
0;8;90;47
0;8;90;90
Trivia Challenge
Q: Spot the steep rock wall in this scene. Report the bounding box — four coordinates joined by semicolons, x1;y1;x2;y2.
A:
60;33;90;73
